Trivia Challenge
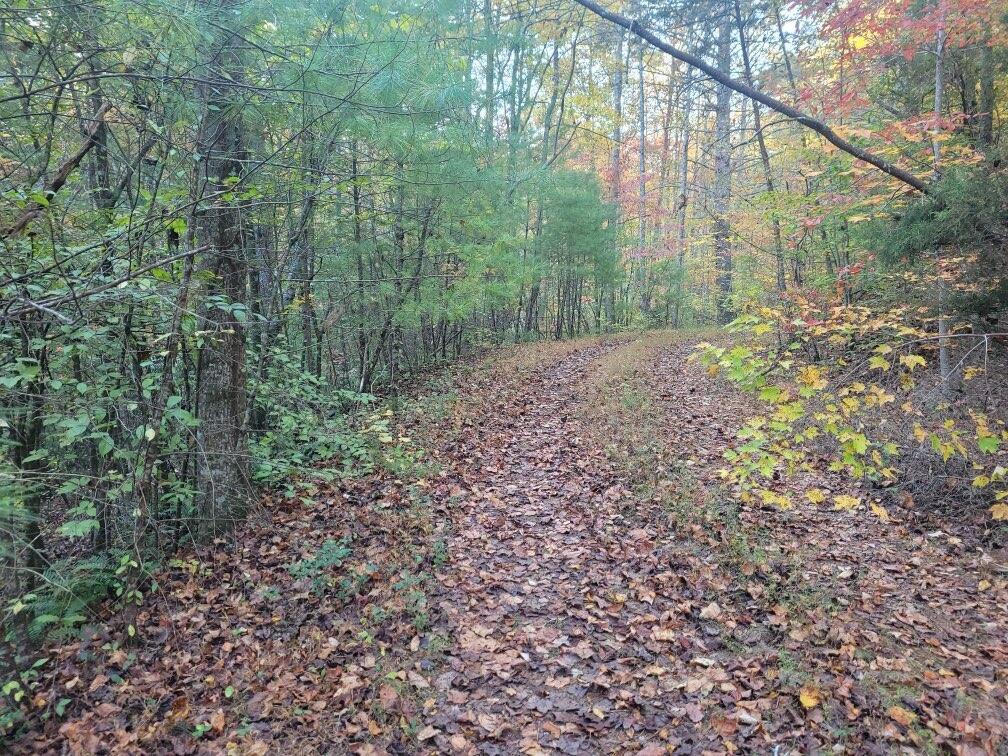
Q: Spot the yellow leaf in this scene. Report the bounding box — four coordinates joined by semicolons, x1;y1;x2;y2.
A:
799;686;821;710
900;354;927;371
797;365;827;390
833;495;860;511
991;503;1008;521
868;356;891;371
869;502;889;522
869;385;894;405
806;489;826;505
888;705;916;727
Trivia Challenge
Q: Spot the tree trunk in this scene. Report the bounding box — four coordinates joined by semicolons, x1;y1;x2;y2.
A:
932;23;954;393
611;27;625;202
713;9;734;325
194;0;252;533
484;0;495;144
978;40;995;147
734;0;786;293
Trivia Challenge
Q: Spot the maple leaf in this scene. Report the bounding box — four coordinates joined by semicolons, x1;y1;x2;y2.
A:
833;495;860;511
797;365;827;391
867;355;891;372
977;436;1000;454
806;488;826;504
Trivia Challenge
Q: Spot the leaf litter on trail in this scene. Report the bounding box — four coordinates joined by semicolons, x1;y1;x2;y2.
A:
13;335;1008;753
420;334;1006;753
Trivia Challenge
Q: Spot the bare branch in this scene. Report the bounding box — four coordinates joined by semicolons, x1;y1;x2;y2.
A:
570;0;931;194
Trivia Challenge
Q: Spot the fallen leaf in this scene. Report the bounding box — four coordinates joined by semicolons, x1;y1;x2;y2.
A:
888;705;916;727
799;686;821;710
211;709;226;733
700;601;722;620
685;702;704;723
417;725;439;741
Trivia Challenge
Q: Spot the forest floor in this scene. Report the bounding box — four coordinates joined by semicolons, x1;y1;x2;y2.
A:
14;333;1008;754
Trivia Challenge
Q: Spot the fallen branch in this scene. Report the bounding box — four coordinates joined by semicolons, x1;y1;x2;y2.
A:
2;102;113;239
571;0;930;194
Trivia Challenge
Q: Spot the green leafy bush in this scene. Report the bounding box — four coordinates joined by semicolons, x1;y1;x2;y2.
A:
249;346;378;486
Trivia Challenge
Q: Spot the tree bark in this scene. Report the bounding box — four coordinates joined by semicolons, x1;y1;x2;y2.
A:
611;27;625;202
638;41;646;254
932;23;954;392
484;0;495;144
713;9;734;325
733;0;786;293
673;69;694;328
194;0;252;533
978;40;995;147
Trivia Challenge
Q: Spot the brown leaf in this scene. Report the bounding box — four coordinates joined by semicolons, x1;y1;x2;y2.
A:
408;670;430;689
210;708;226;733
700;601;722;620
417;724;439;741
685;702;704;723
88;674;108;693
651;627;677;642
477;711;499;734
167;696;190;723
379;683;399;711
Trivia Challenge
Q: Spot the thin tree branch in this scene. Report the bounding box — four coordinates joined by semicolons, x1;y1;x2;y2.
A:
2;101;112;239
570;0;931;194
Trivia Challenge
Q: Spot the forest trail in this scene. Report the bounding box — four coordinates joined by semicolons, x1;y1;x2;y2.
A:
421;336;1008;754
14;336;1007;754
429;343;674;752
5;0;1007;752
